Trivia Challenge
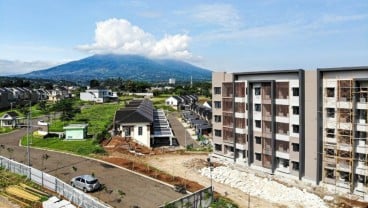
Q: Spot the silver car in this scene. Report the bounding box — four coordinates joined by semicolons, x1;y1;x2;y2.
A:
70;175;101;192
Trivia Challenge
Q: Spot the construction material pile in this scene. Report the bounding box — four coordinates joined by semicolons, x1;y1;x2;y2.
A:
200;166;327;208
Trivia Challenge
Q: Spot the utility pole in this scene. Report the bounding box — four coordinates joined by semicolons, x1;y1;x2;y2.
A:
184;127;187;149
26;100;32;166
207;157;214;202
29;101;32;144
26;109;30;166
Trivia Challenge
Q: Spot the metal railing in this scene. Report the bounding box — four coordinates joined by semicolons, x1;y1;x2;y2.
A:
0;156;111;208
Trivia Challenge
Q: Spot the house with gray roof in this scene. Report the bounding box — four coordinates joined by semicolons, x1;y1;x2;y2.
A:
114;99;175;147
0;111;20;128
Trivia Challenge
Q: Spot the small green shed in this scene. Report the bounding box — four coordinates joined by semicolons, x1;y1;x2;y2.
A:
63;124;88;140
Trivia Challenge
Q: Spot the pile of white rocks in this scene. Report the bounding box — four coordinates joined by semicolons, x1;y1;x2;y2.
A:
200;166;327;208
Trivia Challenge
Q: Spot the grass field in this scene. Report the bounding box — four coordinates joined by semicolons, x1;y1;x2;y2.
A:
151;94;176;111
21;135;106;156
0;127;12;134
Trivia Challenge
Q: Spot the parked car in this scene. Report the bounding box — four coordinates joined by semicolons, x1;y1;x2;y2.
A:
70;175;101;192
37;120;48;126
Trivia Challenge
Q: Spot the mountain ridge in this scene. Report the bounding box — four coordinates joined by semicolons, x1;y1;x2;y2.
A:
19;54;212;82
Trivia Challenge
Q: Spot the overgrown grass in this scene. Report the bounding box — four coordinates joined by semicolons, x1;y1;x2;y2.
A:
0;103;48;118
0;127;13;134
0;167;35;189
21;135;106;156
30;104;45;118
48;120;66;132
28;98;133;156
74;103;122;136
151;95;175;111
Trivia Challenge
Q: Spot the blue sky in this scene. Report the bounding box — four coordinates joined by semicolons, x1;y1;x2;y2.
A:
0;0;367;75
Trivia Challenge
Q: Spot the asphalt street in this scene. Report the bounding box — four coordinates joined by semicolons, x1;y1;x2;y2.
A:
0;118;183;208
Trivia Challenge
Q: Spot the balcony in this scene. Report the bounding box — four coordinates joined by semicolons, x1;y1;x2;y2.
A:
356;140;368;154
324;177;336;185
235;82;245;97
276;158;290;174
337;162;351;172
276;82;289;100
262;84;271;101
357;123;368;132
236;143;247;150
276;133;290;142
235;128;246;134
222;83;233;98
222;98;233;112
337;144;352;152
336;180;350;189
324;156;336;165
276;150;290;159
263;147;272;155
325;137;337;144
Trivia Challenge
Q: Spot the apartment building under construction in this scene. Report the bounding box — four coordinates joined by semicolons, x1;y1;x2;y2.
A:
212;67;368;199
319;67;368;199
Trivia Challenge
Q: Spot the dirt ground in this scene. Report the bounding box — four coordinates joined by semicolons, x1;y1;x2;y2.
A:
0;196;20;208
104;136;284;207
143;153;285;208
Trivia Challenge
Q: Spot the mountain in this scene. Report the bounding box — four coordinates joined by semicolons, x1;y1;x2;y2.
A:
20;54;212;83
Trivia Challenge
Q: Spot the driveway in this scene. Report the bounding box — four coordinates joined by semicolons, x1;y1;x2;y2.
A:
0;119;183;208
167;112;200;148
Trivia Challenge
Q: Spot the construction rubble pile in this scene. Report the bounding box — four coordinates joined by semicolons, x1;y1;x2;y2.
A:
200;166;327;208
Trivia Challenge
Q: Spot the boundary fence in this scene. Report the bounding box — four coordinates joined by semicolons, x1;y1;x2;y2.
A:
0;156;111;208
160;186;213;208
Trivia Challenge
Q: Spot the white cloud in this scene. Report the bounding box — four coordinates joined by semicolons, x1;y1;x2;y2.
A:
77;18;195;60
0;59;59;75
321;14;368;24
192;4;241;29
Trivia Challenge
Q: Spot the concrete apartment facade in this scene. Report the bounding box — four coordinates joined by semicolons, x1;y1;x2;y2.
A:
318;67;368;199
213;67;368;199
212;70;320;184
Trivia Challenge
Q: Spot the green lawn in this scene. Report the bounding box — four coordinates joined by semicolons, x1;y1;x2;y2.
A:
0;127;13;134
21;135;106;156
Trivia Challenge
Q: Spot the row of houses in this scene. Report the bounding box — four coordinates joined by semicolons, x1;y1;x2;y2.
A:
80;88;118;103
165;95;198;110
212;66;368;199
0;87;71;110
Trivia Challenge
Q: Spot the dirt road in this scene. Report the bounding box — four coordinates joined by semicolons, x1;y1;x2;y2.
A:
0;126;183;208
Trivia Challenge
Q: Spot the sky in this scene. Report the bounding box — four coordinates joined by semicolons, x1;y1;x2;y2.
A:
0;0;368;75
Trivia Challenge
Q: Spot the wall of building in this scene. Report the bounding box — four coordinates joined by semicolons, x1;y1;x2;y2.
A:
132;123;151;147
304;70;319;183
65;129;85;140
212;72;233;156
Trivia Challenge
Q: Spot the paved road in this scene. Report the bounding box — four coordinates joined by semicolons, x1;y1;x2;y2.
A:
0;120;183;208
167;112;200;148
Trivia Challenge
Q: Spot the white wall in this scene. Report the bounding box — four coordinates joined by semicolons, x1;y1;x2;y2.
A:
165;97;178;106
133;124;150;147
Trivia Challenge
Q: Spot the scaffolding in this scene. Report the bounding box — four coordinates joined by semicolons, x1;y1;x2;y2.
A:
323;78;368;198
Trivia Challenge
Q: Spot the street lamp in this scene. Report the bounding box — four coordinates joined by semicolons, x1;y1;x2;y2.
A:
207;157;214;192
